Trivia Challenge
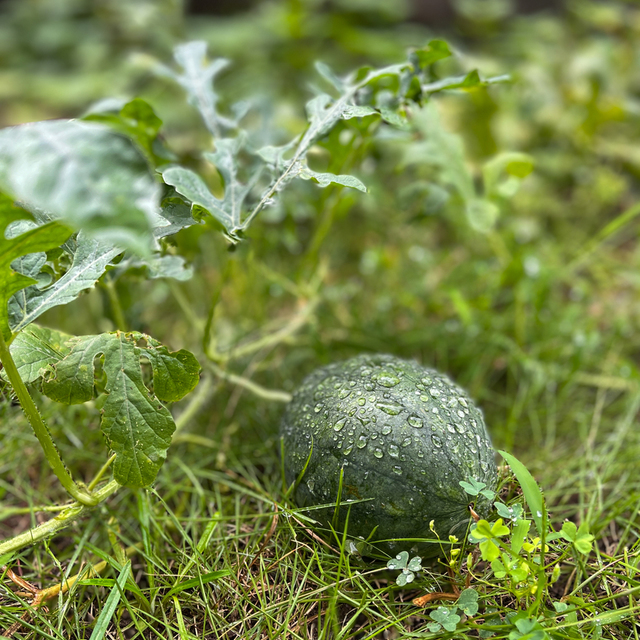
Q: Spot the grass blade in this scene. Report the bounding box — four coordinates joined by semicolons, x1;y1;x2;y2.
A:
89;560;131;640
498;450;545;536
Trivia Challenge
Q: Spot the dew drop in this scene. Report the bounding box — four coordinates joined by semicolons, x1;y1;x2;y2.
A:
338;389;351;399
373;372;401;388
356;435;368;449
401;437;412;447
357;397;366;406
381;424;392;435
314;403;324;413
343;443;354;456
388;444;399;458
373;447;383;459
392;465;402;475
432;435;443;448
377;401;402;416
334;418;346;432
407;415;423;429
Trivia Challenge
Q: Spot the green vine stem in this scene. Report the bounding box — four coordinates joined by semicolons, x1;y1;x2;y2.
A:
0;330;97;507
205;362;291;403
0;480;120;558
0;364;217;556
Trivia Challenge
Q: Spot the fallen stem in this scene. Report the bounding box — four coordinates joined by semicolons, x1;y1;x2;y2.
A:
0;480;120;558
212;297;319;364
205;361;291;403
174;373;215;435
2;544;139;638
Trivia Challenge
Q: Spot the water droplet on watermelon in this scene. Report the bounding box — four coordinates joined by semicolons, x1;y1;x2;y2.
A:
377;401;402;416
334;418;346;432
374;372;401;387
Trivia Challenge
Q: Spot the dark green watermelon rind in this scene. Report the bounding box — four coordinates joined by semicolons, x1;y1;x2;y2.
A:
281;354;497;556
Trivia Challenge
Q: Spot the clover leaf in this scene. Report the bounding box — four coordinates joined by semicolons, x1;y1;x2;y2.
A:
560;521;595;555
460;478;496;501
470;519;510;561
457;588;479;616
386;551;422;586
428;606;461;633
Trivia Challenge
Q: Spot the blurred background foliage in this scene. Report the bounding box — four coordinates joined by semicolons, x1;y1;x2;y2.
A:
2;0;640;513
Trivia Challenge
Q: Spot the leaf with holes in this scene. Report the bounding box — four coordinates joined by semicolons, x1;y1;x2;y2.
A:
34;331;200;487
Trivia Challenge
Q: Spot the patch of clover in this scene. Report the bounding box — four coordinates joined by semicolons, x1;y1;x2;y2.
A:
386;551;422;586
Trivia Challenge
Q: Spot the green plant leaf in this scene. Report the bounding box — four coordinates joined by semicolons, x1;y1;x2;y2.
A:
511;519;531;555
460;478;486;496
479;539;501;562
430;606;461;632
162;138;261;240
471;519;510;540
0;120;161;255
84;98;174;169
4;325;72;383
8;233;121;333
0;199;72;340
457;588;479;616
155;41;235;137
33;330;200;487
298;167;367;192
561;521;594;555
499;450;545;537
422;70;510;93
119;254;192;282
491;557;507;578
412;39;452;68
406;556;422;572
495;501;524;522
386;550;408;570
396;570;415;586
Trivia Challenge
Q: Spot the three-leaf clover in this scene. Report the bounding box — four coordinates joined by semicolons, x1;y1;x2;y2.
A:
386;551;422;586
469;519;510;561
508;616;549;640
495;501;524;522
457;588;479;616
460;478;496;501
428;606;462;633
560;521;595;555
